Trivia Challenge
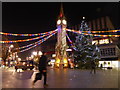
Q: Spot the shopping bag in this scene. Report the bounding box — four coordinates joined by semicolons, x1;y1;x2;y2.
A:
35;72;42;80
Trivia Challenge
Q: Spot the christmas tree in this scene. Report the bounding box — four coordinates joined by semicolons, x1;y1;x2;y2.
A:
74;17;100;69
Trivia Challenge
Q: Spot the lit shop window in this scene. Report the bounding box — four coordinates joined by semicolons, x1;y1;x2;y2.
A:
99;39;109;44
92;40;98;45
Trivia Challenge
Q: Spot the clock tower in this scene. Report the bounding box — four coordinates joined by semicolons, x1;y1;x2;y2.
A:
55;4;68;68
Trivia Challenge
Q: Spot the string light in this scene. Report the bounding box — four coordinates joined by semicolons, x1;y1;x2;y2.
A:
19;31;57;53
66;29;120;33
16;30;57;50
66;33;77;51
0;29;57;36
0;30;57;43
66;29;120;37
66;28;120;33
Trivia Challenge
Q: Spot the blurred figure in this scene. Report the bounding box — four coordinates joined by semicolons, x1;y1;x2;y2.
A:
32;52;48;88
90;60;96;74
100;63;103;69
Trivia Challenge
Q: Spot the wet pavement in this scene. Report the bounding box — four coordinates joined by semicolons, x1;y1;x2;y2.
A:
2;67;119;88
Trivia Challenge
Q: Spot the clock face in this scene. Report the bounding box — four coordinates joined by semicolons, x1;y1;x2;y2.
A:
62;19;67;25
57;20;61;25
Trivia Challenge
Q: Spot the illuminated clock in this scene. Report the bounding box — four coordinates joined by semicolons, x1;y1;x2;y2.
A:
62;19;67;25
57;19;61;25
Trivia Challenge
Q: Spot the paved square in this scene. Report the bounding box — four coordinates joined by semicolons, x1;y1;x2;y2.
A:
2;67;119;88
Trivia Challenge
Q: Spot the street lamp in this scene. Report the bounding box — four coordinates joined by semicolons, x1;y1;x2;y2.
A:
8;44;14;67
38;51;42;56
18;58;21;62
10;45;14;48
52;54;56;58
83;17;85;19
31;55;34;59
32;51;37;56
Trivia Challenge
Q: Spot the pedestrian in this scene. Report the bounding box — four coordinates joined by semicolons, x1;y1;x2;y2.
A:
100;63;103;69
90;60;96;74
32;52;48;88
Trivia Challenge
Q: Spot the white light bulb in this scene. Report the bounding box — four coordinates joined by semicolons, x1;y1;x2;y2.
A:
83;17;85;19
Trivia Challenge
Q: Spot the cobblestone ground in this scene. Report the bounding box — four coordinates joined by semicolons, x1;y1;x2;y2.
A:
2;67;119;88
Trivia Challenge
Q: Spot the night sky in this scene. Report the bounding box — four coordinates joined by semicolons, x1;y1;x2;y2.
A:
2;2;119;59
3;2;119;33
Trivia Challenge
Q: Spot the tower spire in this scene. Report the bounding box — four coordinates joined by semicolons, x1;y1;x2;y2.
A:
55;3;68;68
59;3;64;18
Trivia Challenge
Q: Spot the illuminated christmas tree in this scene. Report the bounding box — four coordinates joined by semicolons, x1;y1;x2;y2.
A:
74;17;100;69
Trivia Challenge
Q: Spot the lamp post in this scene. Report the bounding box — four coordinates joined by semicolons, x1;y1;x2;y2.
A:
9;45;14;59
33;51;37;57
8;45;14;67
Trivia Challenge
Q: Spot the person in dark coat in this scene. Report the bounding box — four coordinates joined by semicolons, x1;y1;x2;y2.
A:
32;52;48;87
90;60;96;74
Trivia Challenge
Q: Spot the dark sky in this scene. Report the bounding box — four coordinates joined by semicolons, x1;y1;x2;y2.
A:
2;2;119;59
3;2;119;33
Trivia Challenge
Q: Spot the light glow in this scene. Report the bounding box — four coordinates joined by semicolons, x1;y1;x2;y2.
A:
38;51;43;56
10;45;14;48
64;58;68;63
62;19;67;25
33;51;37;56
99;39;109;44
99;61;119;68
66;49;72;51
56;59;60;63
18;58;21;61
57;20;61;25
64;64;68;67
92;40;98;45
52;54;56;57
83;17;85;19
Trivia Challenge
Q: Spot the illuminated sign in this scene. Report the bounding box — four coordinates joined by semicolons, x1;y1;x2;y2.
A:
99;39;109;44
92;40;98;45
66;49;72;51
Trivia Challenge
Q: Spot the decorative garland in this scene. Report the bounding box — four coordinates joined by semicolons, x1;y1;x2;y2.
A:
0;29;57;36
66;29;120;37
16;30;57;50
0;30;57;43
66;33;77;51
66;29;119;33
20;31;57;53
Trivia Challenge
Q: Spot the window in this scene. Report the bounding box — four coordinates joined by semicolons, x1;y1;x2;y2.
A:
100;48;116;56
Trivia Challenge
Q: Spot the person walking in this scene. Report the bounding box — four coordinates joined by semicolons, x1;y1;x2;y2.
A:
90;60;96;74
32;52;48;88
100;63;103;69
